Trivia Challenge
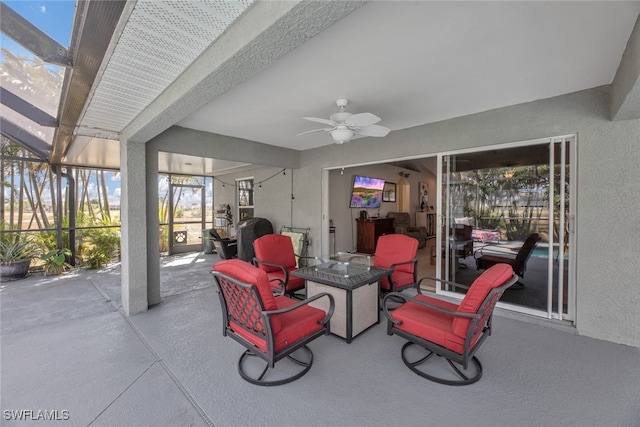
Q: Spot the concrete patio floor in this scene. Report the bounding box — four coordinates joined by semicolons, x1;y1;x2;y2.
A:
2;252;639;426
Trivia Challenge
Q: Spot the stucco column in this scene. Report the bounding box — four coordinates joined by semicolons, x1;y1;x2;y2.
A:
145;144;160;307
120;138;149;315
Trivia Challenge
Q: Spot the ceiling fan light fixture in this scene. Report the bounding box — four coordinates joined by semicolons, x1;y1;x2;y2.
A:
330;128;354;144
300;99;389;144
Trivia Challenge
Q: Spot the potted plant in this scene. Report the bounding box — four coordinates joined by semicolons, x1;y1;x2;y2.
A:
39;248;73;276
0;227;39;281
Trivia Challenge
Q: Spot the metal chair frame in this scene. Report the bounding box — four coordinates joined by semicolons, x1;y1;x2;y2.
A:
383;273;518;385
212;270;334;386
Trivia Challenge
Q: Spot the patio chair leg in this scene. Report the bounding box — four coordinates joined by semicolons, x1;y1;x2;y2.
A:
400;342;483;386
238;346;314;386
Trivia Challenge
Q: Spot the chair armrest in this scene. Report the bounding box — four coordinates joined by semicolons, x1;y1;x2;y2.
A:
253;258;288;276
382;291;478;325
416;276;470;294
473;247;484;259
253;258;289;293
388;258;418;270
263;292;335;325
473;247;516;260
269;278;286;295
394;226;408;234
381;258;418;291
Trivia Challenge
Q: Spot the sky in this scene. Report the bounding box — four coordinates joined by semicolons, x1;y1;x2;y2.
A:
1;0;75;50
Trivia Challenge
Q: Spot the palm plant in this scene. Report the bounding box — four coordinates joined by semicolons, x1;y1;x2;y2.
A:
0;221;39;264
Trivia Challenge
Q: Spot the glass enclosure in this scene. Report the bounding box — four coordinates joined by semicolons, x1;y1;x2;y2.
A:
159;174;213;255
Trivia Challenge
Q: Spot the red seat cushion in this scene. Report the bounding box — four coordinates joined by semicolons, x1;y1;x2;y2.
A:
391;264;513;354
231;295;326;353
213;259;282;334
391;294;469;354
452;264;513;337
254;234;297;272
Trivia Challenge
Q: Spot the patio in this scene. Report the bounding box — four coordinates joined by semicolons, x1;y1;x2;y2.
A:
2;252;639;426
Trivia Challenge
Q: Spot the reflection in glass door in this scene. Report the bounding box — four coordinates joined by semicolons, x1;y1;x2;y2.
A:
436;136;576;321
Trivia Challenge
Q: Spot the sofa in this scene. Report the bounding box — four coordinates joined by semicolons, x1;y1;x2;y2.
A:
386;212;427;249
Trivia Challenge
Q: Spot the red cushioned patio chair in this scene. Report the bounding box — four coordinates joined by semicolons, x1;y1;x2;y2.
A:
374;234;419;296
382;264;518;385
211;259;334;386
253;234;310;298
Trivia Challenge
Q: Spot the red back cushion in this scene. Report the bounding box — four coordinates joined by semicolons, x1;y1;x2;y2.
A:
254;234;297;273
213;259;281;333
451;264;513;337
374;234;418;274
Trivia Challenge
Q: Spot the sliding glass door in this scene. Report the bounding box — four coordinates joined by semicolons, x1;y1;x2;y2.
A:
436;136;576;321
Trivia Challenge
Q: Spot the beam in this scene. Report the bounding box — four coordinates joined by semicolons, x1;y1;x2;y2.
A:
50;0;128;164
611;15;640;121
0;118;51;160
0;2;72;67
0;87;57;127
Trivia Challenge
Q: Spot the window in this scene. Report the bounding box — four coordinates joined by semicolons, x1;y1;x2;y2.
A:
237;177;254;221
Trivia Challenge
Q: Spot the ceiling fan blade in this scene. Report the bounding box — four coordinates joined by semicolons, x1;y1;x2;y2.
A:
303;117;336;126
297;128;331;136
345;112;380;127
356;124;390;137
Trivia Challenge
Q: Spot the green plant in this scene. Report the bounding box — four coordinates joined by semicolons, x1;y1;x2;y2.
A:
83;247;111;269
0;237;39;263
39;248;73;275
0;221;39;264
75;215;121;269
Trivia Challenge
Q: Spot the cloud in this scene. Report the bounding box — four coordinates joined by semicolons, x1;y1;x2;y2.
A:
39;5;46;13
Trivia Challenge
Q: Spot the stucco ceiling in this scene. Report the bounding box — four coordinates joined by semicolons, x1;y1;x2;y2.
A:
65;1;640;174
177;1;640;151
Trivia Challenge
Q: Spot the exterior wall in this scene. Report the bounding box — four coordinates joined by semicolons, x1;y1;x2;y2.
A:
297;86;639;348
212;166;299;235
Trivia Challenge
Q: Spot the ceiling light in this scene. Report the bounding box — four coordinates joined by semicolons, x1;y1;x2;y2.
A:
329;127;354;144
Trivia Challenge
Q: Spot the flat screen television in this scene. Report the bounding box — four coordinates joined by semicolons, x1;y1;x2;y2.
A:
349;175;385;208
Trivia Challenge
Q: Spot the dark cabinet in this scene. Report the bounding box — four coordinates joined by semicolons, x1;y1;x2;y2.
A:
356;218;394;254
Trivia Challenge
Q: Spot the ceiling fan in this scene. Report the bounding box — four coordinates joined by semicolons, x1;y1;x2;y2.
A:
297;99;390;144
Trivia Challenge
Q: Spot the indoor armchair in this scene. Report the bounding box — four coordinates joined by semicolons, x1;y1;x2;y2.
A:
386;212;427;248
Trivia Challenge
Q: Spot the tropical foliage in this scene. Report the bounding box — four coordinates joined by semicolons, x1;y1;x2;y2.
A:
448;164;567;242
40;248;73;275
0;221;39;263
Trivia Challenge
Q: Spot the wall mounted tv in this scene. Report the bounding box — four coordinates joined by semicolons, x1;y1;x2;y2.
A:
349;175;385;209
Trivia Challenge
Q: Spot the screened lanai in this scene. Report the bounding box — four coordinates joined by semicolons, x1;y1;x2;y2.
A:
2;1;640;425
